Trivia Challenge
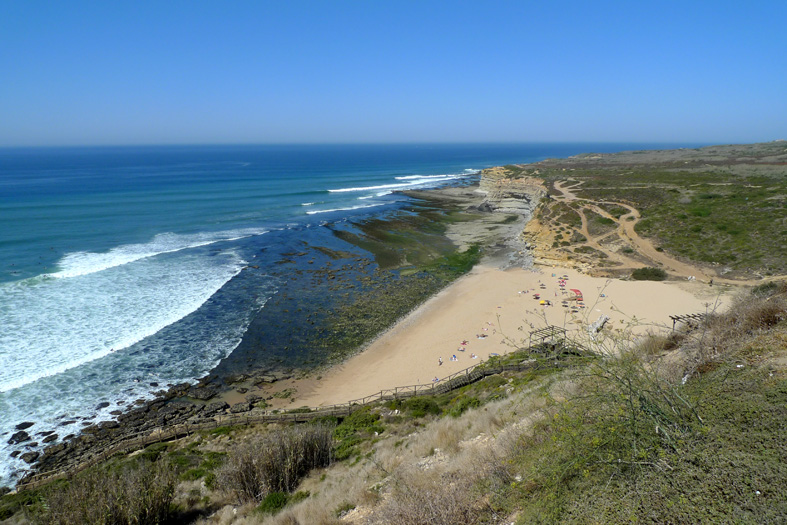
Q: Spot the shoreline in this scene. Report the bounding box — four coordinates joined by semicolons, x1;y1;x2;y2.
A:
14;171;738;486
249;262;730;411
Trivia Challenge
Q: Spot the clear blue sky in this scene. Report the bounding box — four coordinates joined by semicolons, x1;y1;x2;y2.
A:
1;1;785;146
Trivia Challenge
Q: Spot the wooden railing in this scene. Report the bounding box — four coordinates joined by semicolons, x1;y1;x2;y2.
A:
19;341;590;490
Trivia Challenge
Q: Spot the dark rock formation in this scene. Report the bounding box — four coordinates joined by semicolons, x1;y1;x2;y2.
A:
8;431;30;445
230;402;251;413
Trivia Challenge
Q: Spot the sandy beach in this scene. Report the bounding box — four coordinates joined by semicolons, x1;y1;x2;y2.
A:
260;263;731;409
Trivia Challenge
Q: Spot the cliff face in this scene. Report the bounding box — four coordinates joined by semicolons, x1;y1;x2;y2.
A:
476;167;547;219
401;170;547;268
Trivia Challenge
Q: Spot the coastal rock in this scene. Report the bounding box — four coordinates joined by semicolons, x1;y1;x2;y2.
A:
246;394;263;404
40;442;67;458
8;431;30;445
96;401;110;410
20;451;40;464
188;385;218;400
117;407;148;425
203;402;229;416
225;374;250;385
15;422;35;431
230;402;251;413
42;434;58;444
147;400;167;413
474;201;496;213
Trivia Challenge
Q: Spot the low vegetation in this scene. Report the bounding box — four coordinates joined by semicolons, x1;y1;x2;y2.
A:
4;282;781;524
523;142;787;278
216;425;333;504
35;460;176;525
631;266;667;280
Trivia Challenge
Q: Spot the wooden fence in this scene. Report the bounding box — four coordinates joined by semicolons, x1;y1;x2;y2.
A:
19;343;590;490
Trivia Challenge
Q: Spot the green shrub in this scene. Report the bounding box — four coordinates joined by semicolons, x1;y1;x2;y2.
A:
138;442;169;462
403;397;441;418
631;267;667;281
333;407;385;460
257;492;289;515
448;396;480;417
180;468;207;481
0;489;42;521
334;435;364;461
752;281;781;297
289;490;310;505
335;502;356;517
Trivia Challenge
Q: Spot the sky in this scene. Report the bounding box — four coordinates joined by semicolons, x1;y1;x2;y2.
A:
1;1;785;146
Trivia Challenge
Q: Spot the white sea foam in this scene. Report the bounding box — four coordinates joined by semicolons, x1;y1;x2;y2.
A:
50;228;266;279
394;174;460;180
0;256;274;487
0;248;247;393
301;202;315;206
305;203;385;215
327;174;465;195
327;182;413;193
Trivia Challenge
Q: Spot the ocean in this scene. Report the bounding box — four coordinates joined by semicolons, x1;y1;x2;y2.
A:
0;142;697;485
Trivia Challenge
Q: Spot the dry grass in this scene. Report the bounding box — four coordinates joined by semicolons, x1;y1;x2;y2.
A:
216;425;333;504
36;460;176;525
367;467;483;525
677;284;787;377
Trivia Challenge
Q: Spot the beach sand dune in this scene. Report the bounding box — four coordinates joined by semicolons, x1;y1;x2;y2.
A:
284;264;728;408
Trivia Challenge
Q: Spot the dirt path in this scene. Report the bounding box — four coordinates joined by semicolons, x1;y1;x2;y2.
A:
549;180;759;285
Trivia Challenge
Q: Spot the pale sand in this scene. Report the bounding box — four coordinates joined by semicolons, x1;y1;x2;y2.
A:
276;264;731;409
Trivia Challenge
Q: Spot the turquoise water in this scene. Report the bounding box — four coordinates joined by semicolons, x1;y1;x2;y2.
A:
0;143;698;485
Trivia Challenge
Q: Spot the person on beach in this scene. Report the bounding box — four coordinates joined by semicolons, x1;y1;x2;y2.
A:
452;354;457;361
470;353;477;359
438;357;443;366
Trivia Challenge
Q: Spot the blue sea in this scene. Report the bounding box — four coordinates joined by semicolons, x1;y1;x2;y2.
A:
0;143;698;484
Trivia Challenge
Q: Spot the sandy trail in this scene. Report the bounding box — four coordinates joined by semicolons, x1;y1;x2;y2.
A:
549;180;751;283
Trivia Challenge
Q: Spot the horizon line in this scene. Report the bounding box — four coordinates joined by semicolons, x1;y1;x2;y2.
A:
0;139;747;151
